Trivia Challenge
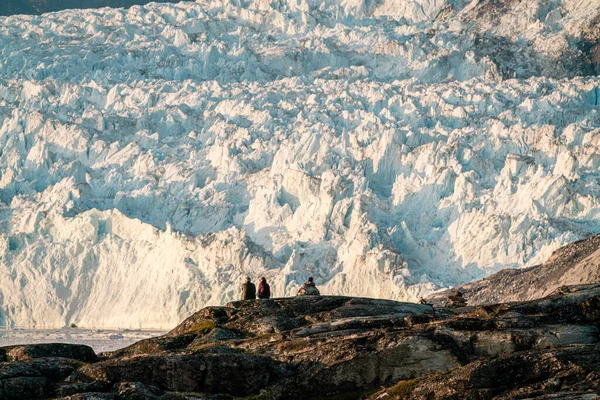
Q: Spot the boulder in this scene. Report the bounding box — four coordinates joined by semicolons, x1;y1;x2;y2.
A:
0;358;82;399
372;344;600;399
2;344;98;363
0;376;48;400
71;353;291;396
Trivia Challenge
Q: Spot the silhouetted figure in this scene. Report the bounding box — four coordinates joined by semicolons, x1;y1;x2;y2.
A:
241;277;256;300
258;277;271;299
297;276;320;296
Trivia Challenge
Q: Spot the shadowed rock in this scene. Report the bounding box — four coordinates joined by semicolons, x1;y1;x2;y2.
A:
70;352;291;396
0;358;84;399
2;343;98;363
371;344;600;399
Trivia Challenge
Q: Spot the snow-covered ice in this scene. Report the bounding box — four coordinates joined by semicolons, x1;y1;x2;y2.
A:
0;0;599;329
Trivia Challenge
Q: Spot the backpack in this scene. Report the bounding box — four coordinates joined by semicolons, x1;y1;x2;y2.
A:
307;286;320;295
298;284;319;296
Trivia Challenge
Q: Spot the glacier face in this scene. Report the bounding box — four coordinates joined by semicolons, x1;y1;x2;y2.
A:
0;0;599;328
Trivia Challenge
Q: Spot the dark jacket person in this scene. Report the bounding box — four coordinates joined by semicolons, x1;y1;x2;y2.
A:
241;277;256;300
257;277;271;299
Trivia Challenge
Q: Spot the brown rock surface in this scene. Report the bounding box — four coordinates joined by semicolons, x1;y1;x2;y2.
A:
3;343;98;363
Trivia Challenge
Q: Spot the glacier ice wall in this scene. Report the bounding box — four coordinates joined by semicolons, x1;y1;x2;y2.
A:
0;0;599;328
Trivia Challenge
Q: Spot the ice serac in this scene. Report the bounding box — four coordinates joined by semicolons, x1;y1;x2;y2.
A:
0;0;599;328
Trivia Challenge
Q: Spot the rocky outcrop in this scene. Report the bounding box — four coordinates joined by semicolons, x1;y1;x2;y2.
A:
371;344;600;400
0;283;598;399
427;234;600;307
0;356;86;399
1;343;98;363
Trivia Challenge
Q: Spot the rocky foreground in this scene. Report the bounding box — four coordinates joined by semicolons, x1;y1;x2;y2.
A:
0;281;598;399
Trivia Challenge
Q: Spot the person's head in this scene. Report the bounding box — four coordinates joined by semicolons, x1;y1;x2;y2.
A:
246;276;251;282
260;277;266;282
308;276;313;282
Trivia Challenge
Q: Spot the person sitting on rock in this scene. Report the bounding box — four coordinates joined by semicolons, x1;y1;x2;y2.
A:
241;277;256;300
447;289;467;307
297;276;320;296
257;277;271;299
